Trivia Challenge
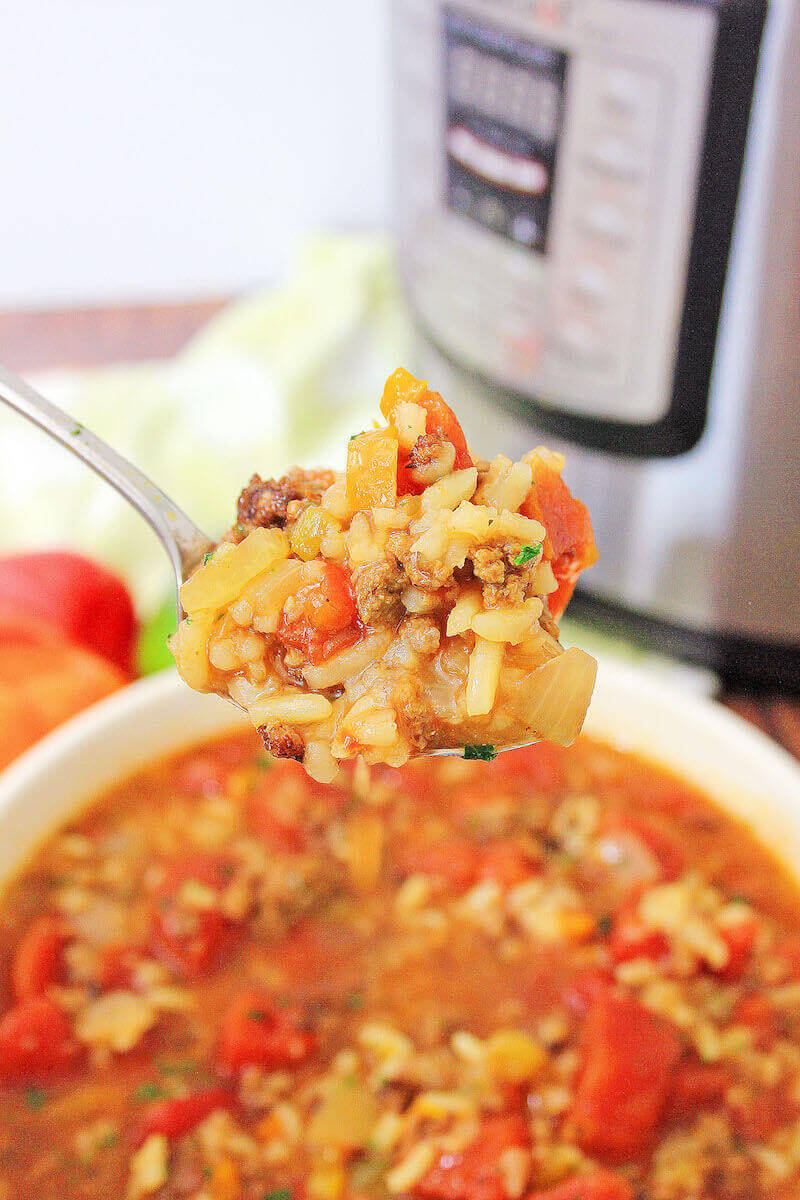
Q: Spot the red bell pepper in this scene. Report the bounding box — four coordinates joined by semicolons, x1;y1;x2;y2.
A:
0;551;137;676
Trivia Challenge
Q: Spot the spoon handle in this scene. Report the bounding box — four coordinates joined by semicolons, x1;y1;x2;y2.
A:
0;364;214;603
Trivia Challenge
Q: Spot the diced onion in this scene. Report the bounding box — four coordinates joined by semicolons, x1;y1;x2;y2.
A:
180;528;289;614
522;646;597;746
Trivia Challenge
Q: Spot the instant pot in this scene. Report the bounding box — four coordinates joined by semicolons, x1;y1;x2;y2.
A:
392;0;800;690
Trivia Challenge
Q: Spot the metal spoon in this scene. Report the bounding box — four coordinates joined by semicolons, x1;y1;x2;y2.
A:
0;363;214;616
0;363;542;758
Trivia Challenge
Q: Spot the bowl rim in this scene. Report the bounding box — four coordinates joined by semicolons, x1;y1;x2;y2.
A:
0;660;799;878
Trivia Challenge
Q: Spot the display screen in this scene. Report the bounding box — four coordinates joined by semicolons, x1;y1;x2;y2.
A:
444;8;566;252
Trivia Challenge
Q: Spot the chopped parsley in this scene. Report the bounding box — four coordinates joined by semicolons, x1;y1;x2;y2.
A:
729;893;752;906
97;1130;119;1150
255;753;273;770
70;423;83;437
23;1086;46;1112
248;1008;267;1022
513;543;542;567
596;914;613;937
158;1057;198;1075
263;1190;292;1200
133;1081;167;1103
463;744;497;762
203;550;214;565
345;990;365;1011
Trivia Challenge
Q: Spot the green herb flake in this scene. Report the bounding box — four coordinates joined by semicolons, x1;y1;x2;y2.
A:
203;550;214;565
23;1086;47;1112
596;914;613;937
158;1058;198;1076
70;423;83;437
248;1008;267;1022
463;744;497;762
344;990;365;1011
729;893;752;906
513;543;542;567
263;1190;292;1200
133;1081;167;1103
97;1130;119;1150
255;753;273;770
184;615;193;624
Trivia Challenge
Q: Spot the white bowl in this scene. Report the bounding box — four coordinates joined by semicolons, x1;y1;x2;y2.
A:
1;662;800;884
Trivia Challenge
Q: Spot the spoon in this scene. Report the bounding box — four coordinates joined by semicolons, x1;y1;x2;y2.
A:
0;364;214;617
0;363;543;758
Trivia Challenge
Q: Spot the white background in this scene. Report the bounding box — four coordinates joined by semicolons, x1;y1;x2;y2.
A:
1;1;391;307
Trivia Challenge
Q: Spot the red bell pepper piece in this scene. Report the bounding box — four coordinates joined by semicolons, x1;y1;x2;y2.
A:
135;1086;231;1145
381;368;472;495
0;551;137;676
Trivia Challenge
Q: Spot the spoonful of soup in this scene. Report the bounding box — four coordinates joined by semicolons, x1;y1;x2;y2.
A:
0;364;598;781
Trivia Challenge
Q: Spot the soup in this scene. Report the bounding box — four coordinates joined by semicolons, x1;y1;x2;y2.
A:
0;735;799;1199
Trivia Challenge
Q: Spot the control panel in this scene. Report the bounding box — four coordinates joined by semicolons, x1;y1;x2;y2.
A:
394;0;718;434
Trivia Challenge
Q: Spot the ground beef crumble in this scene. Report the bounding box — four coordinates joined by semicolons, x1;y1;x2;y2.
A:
235;468;335;537
352;558;406;626
257;723;305;761
392;676;440;751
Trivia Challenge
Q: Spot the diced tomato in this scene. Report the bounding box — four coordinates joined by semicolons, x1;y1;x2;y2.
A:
247;772;307;854
561;968;615;1018
95;944;142;992
395;836;480;890
598;814;684;885
0;552;138;676
477;842;533;889
731;992;777;1048
668;1059;730;1113
729;1084;795;1142
247;803;306;854
134;1086;231;1146
279;562;359;664
148;853;234;979
527;1171;633;1200
177;756;233;797
492;742;566;792
381;369;472;495
716;916;760;980
775;934;800;981
570;989;682;1159
216;990;315;1075
415;1114;530;1200
11;916;66;1000
521;457;597;619
0;996;79;1082
608;895;670;966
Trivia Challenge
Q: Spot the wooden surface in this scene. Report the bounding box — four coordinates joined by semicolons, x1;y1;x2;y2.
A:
2;300;799;763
